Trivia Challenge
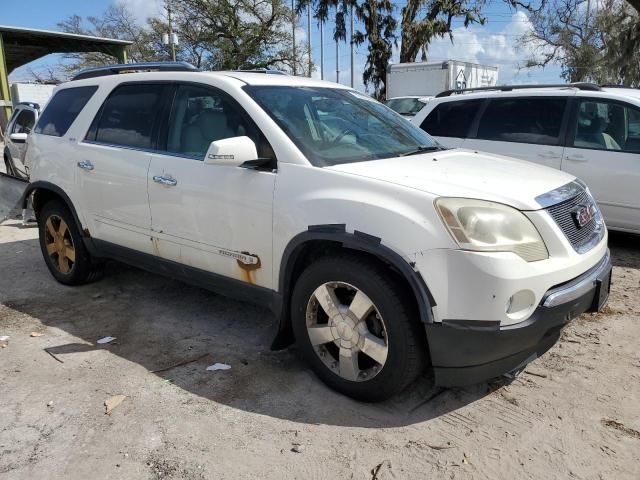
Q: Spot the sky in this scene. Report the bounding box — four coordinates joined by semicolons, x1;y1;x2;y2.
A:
4;0;563;92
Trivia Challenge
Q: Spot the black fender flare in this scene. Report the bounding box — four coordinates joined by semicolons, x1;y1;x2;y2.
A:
271;223;436;349
21;181;87;237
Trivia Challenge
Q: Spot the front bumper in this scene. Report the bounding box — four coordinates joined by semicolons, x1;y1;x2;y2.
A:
425;250;612;387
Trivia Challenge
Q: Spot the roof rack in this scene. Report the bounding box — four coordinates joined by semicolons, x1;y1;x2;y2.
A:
71;61;199;81
435;83;602;98
235;68;287;75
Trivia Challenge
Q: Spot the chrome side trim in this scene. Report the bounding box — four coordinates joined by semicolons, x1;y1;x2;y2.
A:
542;250;611;308
535;179;587;208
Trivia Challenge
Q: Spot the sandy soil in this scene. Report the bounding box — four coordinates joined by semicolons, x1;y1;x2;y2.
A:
0;219;639;480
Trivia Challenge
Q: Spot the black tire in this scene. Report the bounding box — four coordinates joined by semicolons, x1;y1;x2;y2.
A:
291;255;427;402
38;200;101;285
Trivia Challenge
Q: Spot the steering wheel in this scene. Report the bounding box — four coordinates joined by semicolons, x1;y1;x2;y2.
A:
332;128;356;144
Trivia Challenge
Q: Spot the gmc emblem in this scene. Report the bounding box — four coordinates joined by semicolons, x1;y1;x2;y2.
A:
573;203;597;228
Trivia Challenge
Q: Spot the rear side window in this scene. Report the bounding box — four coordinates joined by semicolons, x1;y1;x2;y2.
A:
476;97;567;145
34;86;97;137
420;100;483;138
90;83;169;149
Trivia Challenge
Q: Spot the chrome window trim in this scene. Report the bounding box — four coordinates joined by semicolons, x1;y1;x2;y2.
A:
81;140;204;161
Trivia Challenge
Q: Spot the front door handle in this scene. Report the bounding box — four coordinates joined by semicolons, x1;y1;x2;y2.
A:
565;154;587;162
77;160;94;170
538;151;558;159
153;174;177;186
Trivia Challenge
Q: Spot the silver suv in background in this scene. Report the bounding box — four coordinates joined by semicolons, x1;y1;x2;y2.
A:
3;102;39;180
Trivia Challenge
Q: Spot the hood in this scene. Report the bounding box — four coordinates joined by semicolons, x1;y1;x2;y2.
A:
327;148;576;210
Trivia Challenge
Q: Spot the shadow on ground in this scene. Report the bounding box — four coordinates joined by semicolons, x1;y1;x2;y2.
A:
608;231;640;269
0;237;503;429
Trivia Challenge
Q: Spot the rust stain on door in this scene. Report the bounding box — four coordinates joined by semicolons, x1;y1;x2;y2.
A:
237;251;261;284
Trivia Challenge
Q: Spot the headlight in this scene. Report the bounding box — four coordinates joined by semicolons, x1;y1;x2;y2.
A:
435;198;548;262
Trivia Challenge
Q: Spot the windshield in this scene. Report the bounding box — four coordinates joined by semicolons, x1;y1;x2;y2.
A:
244;86;440;166
385;98;427;115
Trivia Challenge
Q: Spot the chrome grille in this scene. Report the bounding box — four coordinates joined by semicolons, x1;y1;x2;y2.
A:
545;188;604;253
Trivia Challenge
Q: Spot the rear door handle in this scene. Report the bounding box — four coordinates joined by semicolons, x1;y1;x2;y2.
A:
77;160;94;170
538;151;559;159
565;154;587;162
153;174;177;186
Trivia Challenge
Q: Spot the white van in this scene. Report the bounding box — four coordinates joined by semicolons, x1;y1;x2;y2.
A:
413;85;640;234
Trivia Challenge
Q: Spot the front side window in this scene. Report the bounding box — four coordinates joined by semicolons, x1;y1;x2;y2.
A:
11;109;36;134
245;86;439;166
476;97;567;145
572;99;640;153
420;99;483;138
34;86;97;137
166;84;273;160
92;83;169;149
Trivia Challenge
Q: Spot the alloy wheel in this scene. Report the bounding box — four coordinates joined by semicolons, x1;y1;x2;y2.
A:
44;215;76;274
305;281;389;382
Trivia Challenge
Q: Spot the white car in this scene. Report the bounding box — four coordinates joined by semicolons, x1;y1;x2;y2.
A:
3;102;39;179
384;96;432;118
22;63;611;401
412;84;640;234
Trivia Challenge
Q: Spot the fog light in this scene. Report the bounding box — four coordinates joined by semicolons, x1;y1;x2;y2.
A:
506;290;536;321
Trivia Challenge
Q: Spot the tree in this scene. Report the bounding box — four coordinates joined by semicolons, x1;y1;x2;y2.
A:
57;3;160;77
522;0;602;82
521;0;640;85
175;0;308;72
56;0;307;77
599;0;640;86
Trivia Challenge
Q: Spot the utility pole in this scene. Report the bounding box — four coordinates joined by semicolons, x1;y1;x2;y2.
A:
292;0;297;75
166;0;176;61
320;22;324;80
350;4;355;88
307;6;312;77
335;8;340;83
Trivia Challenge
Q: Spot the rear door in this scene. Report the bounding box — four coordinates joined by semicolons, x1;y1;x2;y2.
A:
77;82;173;253
417;99;484;148
462;96;570;169
147;82;276;288
561;97;640;232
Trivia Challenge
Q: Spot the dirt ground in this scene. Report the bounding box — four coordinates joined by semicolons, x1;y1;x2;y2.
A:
0;219;639;480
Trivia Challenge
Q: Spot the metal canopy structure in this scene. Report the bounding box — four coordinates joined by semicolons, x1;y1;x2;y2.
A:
0;25;132;122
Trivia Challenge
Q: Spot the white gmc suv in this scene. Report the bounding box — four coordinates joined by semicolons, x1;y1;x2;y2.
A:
22;62;612;401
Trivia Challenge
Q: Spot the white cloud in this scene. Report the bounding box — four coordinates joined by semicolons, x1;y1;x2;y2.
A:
407;11;562;84
116;0;164;25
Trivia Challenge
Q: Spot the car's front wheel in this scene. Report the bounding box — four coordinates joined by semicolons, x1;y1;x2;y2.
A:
291;255;427;402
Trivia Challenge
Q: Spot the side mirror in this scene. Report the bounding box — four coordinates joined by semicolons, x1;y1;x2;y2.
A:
9;132;28;143
204;136;258;167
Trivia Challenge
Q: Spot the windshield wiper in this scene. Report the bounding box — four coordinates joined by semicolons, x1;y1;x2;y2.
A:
400;145;446;156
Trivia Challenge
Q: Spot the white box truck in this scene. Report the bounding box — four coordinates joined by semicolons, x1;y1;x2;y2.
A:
386;60;498;98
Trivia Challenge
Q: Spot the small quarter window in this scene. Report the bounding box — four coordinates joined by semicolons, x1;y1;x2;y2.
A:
420;100;483;138
34;86;97;137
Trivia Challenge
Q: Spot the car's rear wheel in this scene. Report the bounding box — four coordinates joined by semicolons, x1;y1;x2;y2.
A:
291;255;427;402
38;200;101;285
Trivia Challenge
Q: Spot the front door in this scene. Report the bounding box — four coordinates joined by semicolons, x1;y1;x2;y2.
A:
147;83;276;288
561;98;640;233
77;83;172;253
